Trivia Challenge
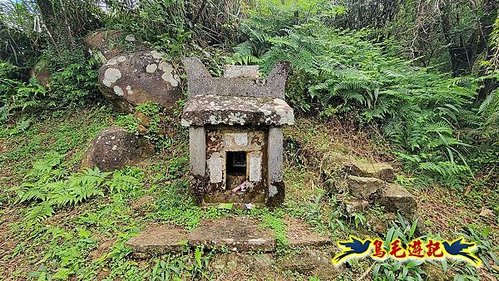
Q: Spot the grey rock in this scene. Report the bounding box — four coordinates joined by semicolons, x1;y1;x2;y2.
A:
344;161;395;182
81;126;154;172
98;50;182;112
342;198;370;215
224;65;260;79
376;183;417;217
347;175;386;200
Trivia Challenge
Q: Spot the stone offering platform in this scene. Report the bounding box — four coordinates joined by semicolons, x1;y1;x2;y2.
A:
127;217;330;257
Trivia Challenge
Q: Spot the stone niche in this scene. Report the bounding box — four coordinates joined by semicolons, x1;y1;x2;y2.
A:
181;58;294;207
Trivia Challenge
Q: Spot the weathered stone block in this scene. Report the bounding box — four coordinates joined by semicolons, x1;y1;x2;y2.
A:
345;161;395;182
278;250;342;280
285;218;331;248
183;57;289;99
126;224;188;258
376;183;417;217
81;126;154;172
189;127;206;176
347;175;386;200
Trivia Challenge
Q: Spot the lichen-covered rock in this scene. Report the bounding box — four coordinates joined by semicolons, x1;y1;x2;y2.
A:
347;175;386;200
344;161;395;182
126;224;188;258
98;51;182;112
342;198;370;215
84;30;141;62
376;183;417;217
81;126;154;171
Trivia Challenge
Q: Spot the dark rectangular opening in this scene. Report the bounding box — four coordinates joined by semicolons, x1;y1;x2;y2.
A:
226;151;247;175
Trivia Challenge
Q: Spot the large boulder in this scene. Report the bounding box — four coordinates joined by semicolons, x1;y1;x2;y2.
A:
98;50;182;112
81;126;154;172
84;30;141;62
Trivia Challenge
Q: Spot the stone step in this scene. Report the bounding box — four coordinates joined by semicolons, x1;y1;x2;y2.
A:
344;161;395;182
127;217;330;258
187;217;276;252
376;183;417;217
125;224;188;258
346;175;386;200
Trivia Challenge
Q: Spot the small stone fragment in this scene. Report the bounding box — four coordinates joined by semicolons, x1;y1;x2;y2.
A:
125;34;136;42
134;111;151;128
479;207;494;219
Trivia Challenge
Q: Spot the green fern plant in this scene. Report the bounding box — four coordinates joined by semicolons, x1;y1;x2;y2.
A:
233;12;479;182
11;152;143;224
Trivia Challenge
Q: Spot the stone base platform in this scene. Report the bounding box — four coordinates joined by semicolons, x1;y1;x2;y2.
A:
127;217;330;258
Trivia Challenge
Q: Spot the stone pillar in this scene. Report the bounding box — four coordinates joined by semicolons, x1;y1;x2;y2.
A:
267;127;285;207
189;126;207;203
189;127;206;176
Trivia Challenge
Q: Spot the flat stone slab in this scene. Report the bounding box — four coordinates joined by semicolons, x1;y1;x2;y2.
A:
126;224;188;256
127;217;331;257
181;94;294;126
285;218;331;247
188;217;276;252
344;161;395;182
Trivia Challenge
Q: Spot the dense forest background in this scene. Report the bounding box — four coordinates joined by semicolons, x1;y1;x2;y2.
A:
2;0;497;187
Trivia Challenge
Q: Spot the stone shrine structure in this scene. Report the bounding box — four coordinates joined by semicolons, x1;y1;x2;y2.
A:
181;57;294;207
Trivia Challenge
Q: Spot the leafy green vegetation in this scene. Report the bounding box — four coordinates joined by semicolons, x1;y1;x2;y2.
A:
11;151;144;225
230;2;496;186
